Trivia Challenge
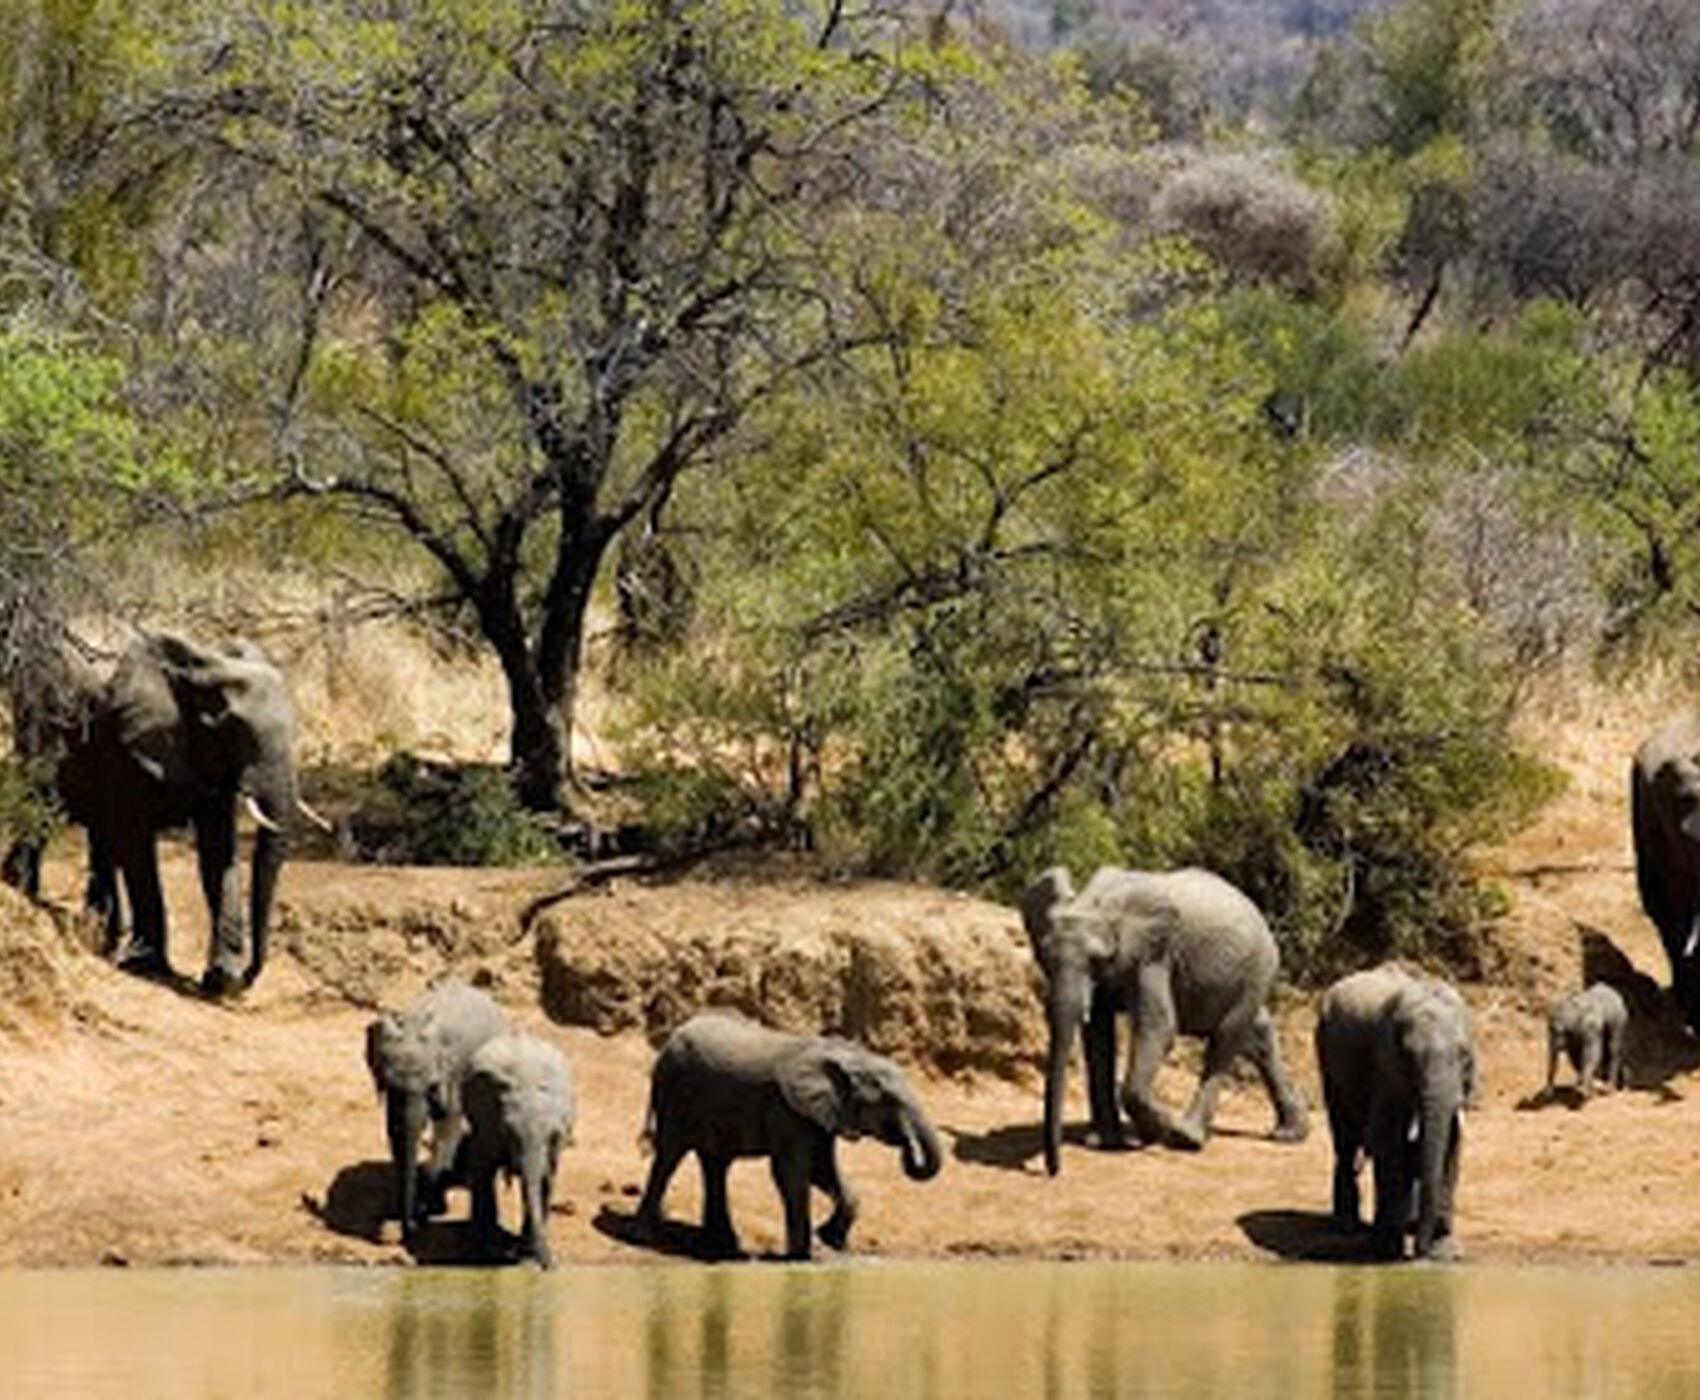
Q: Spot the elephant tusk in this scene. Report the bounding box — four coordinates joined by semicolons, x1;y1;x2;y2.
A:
243;794;284;833
298;798;334;834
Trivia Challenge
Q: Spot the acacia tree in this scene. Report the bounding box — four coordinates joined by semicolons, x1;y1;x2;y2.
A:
144;0;909;810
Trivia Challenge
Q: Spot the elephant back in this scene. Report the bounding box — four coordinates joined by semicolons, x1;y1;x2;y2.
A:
1316;963;1419;1105
1632;715;1700;941
464;1033;575;1139
1090;867;1280;1028
370;980;510;1093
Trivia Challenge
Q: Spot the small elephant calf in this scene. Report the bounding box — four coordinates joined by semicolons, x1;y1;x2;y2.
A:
635;1010;943;1260
461;1032;576;1268
1546;982;1628;1098
365;980;510;1240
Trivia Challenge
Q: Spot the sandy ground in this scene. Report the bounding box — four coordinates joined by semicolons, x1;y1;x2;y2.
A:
3;689;1700;1270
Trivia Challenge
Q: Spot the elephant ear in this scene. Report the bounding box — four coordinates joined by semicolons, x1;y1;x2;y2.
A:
107;639;192;785
365;1014;400;1097
1020;866;1076;968
156;633;287;745
778;1043;859;1137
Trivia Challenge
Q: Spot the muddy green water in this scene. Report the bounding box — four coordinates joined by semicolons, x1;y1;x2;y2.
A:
1;1260;1697;1398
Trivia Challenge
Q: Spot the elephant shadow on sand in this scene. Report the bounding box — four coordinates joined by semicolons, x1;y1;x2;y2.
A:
1518;924;1700;1110
303;1160;489;1265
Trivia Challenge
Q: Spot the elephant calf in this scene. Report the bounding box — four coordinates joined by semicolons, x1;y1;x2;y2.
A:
365;980;510;1242
1546;982;1628;1098
1316;963;1475;1261
462;1032;576;1269
635;1010;943;1261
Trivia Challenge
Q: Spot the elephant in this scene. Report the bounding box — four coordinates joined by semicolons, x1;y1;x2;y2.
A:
1632;714;1700;1032
634;1009;943;1261
365;979;510;1243
1020;864;1308;1172
1316;963;1476;1261
461;1032;576;1268
5;631;311;995
1546;982;1628;1098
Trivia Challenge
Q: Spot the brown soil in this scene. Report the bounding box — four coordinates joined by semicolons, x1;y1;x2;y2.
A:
3;689;1699;1270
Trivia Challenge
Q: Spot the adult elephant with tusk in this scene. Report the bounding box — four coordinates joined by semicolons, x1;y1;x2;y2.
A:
1632;714;1700;1033
8;632;314;995
1021;864;1309;1171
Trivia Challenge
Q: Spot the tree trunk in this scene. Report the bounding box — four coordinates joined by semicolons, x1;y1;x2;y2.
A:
494;490;611;815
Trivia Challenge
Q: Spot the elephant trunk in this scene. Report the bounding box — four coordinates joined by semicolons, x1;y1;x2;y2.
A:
520;1140;555;1268
243;759;295;986
1412;1095;1453;1258
1043;983;1086;1177
896;1101;942;1181
386;1090;428;1238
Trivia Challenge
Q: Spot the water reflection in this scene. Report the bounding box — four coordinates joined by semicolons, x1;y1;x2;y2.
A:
383;1270;556;1399
1331;1266;1457;1399
3;1261;1700;1398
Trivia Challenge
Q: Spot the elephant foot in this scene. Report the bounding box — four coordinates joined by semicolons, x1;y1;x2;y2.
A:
1416;1234;1461;1263
1270;1114;1310;1144
116;946;173;982
1084;1123;1133;1152
200;965;246;1000
818;1217;852;1252
1163;1117;1207;1152
1370;1228;1405;1262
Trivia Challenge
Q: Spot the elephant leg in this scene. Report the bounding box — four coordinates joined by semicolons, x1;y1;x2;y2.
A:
1605;1028;1625;1091
195;805;248;990
421;1099;469;1216
812;1141;858;1252
117;840;170;975
2;836;41;898
1084;986;1123;1147
1083;987;1127;1149
1431;1115;1463;1259
771;1144;815;1261
1577;1033;1601;1098
1545;1030;1560;1094
1368;1099;1409;1260
83;825;126;956
469;1159;502;1261
1326;1103;1364;1229
1174;1004;1261;1150
1121;965;1185;1147
1243;1008;1309;1141
698;1154;740;1259
635;1130;687;1238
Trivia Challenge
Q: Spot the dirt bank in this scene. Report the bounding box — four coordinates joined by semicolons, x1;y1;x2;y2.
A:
3;723;1700;1274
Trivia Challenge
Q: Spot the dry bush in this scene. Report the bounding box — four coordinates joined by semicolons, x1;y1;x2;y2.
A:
1154;152;1342;293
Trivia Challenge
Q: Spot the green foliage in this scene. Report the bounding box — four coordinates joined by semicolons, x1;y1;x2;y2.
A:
611;47;1549;980
346;753;558;867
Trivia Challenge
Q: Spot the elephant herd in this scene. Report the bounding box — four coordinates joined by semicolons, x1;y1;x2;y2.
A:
366;984;941;1267
10;631;1700;1266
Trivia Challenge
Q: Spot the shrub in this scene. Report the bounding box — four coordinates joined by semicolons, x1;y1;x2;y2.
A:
346;753;558;867
1154;153;1343;294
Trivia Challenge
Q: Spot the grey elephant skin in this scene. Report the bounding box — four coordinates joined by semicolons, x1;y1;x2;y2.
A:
1021;865;1308;1172
1546;982;1627;1098
635;1010;943;1260
365;980;510;1243
1316;963;1476;1261
1632;714;1700;1032
461;1032;575;1268
4;632;304;995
